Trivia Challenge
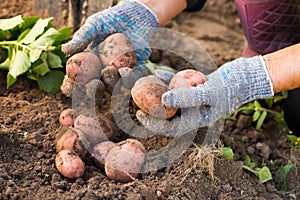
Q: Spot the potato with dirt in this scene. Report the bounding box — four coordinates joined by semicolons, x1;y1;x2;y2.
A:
92;141;118;169
132;75;178;119
98;33;137;69
169;69;207;89
56;128;85;156
66;51;103;85
74;115;108;147
55;149;85;179
101;65;121;93
98;114;115;139
59;108;75;127
60;75;74;97
105;139;145;183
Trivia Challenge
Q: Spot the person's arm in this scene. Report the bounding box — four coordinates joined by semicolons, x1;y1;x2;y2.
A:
140;0;187;25
263;43;300;93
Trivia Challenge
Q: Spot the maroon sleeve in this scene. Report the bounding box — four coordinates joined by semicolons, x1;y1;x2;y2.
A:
185;0;207;12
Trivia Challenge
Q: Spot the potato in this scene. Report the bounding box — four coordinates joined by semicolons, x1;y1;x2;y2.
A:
92;141;118;169
105;139;145;183
55;149;85;179
66;51;103;85
98;115;115;139
99;33;137;69
59;108;74;127
132;75;177;119
101;65;121;93
169;69;207;89
74;115;108;146
56;128;85;156
60;75;74;97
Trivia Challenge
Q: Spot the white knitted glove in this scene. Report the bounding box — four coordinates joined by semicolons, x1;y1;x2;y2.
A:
137;56;274;136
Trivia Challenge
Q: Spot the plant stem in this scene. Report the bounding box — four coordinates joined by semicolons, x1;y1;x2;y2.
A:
0;41;30;50
242;165;258;175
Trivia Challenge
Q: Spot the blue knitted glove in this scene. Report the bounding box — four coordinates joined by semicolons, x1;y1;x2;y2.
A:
137;56;274;136
62;0;159;67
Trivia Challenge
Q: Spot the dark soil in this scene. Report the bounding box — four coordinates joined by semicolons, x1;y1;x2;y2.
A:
1;0;299;199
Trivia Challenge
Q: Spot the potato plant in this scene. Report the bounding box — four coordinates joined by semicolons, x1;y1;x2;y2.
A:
0;15;72;93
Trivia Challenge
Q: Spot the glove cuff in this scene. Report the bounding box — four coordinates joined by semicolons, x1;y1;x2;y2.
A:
246;55;274;100
236;56;274;104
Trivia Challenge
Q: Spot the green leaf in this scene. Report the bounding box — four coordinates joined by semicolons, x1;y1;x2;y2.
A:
32;62;50;76
7;73;17;87
19;16;40;32
0;57;11;70
257;166;272;183
38;70;64;93
0;30;7;40
29;27;59;49
9;50;30;78
54;27;72;45
245;155;256;169
145;60;156;74
256;110;267;130
0;15;23;31
29;49;43;63
245;155;251;167
28;28;59;63
253;110;261;122
17;29;31;41
287;135;298;143
274;95;286;103
274;113;284;121
47;52;63;68
20;17;53;44
264;98;273;108
278;164;296;178
241;109;254;115
254;100;261;110
27;71;39;81
222;147;234;160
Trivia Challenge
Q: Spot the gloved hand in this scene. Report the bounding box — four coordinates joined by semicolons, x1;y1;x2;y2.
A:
62;0;159;87
137;56;275;136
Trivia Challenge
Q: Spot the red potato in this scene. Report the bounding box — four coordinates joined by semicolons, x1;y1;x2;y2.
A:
74;115;108;146
56;128;85;156
92;141;118;169
66;51;103;85
101;65;121;93
55;149;85;179
99;33;137;69
132;75;178;119
59;108;75;127
98;115;115;139
169;69;207;89
105;139;145;183
60;75;74;97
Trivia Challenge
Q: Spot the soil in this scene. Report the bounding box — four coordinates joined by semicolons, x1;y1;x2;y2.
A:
1;0;300;199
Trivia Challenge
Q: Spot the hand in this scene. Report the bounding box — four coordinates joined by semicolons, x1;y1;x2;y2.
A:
137;56;274;136
62;0;159;67
136;106;212;137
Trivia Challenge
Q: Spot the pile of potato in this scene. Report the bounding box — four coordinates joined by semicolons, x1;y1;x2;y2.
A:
57;33;207;182
57;33;145;182
56;114;145;182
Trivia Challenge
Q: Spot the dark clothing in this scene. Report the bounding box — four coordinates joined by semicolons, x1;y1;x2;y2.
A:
185;0;207;12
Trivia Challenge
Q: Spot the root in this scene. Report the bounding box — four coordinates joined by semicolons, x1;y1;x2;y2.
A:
180;142;223;184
